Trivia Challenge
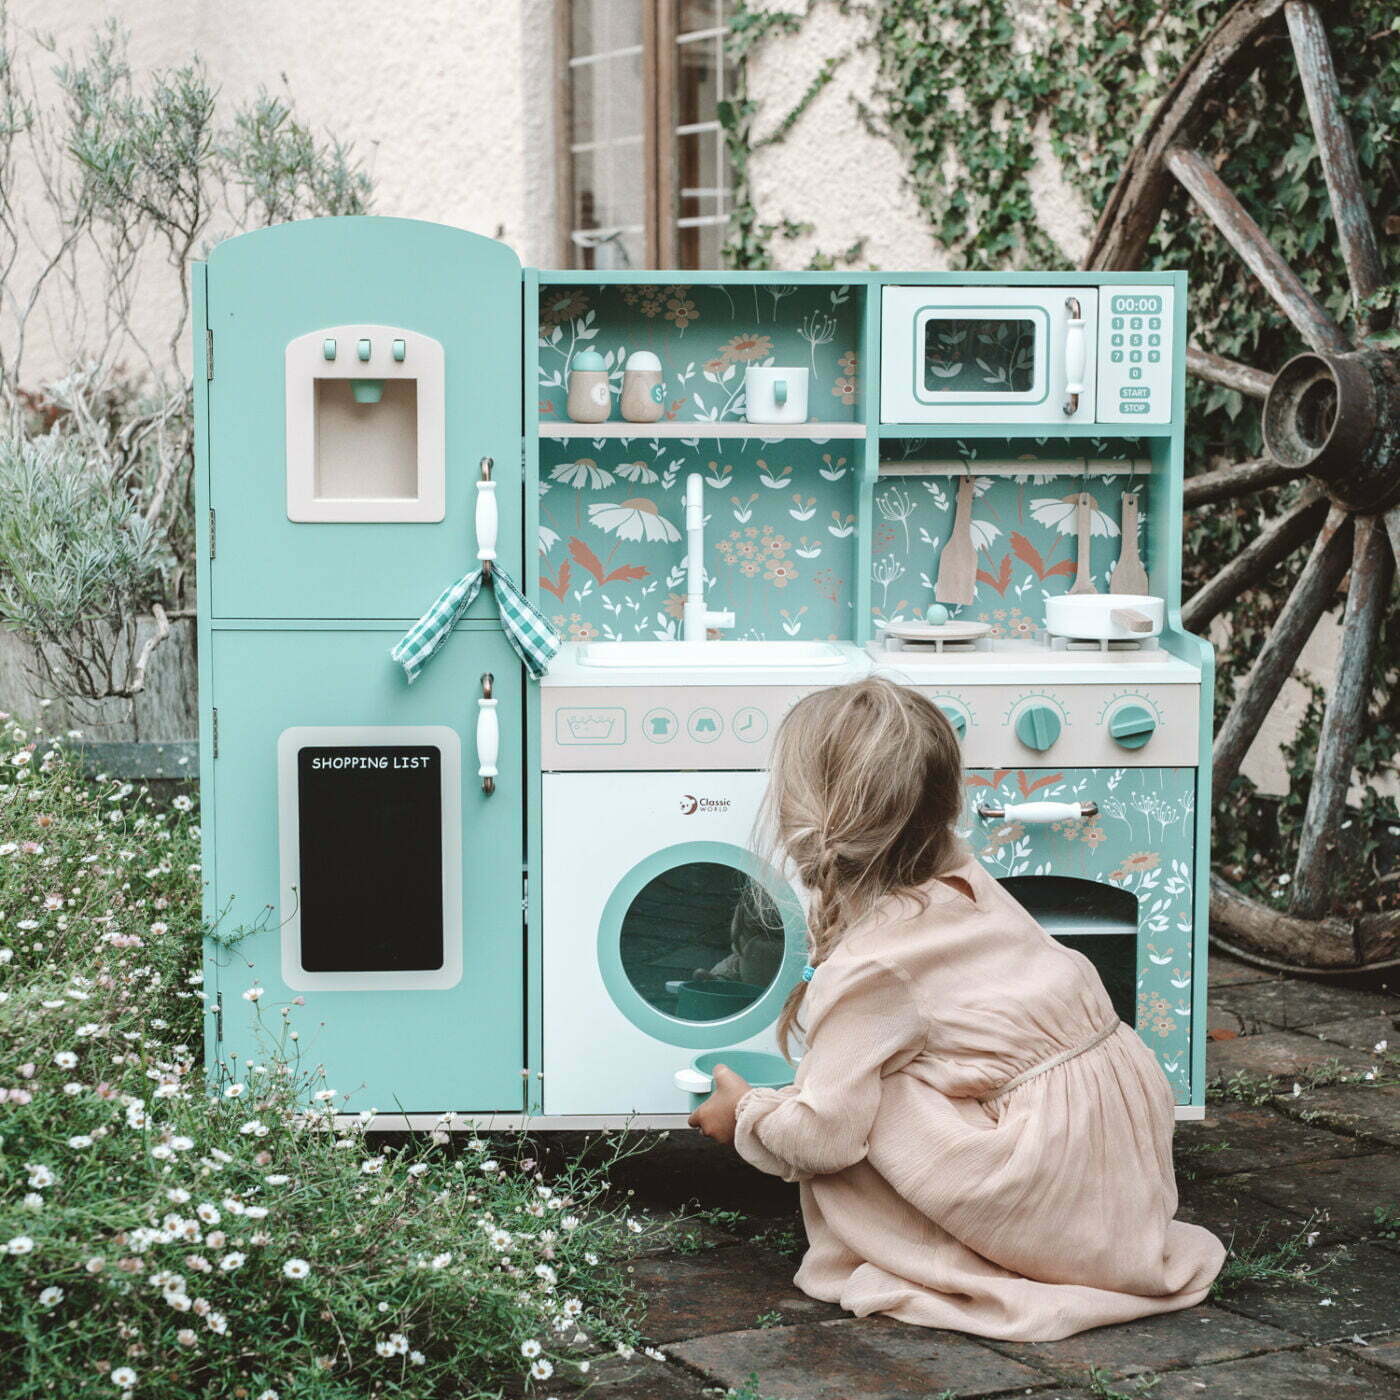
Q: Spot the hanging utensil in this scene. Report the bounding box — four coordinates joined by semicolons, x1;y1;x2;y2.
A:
935;475;977;605
1110;490;1148;594
1067;491;1097;595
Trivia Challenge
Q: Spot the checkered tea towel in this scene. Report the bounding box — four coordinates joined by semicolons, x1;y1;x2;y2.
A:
392;563;560;683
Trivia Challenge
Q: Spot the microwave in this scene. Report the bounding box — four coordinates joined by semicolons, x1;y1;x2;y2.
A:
880;284;1174;426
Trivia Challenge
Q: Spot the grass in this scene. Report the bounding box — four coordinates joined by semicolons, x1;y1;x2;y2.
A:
0;716;659;1397
1211;1217;1329;1297
1087;1368;1159;1399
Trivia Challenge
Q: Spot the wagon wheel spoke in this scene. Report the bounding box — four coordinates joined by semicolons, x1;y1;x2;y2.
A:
1186;346;1274;400
1183;488;1326;633
1182;456;1310;509
1285;2;1388;328
1165;145;1351;355
1212;506;1354;789
1289;515;1395;916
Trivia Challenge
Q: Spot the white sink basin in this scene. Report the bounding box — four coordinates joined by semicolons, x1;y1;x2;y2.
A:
576;640;848;670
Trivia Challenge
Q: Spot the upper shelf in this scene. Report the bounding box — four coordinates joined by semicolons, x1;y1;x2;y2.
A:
539;421;867;440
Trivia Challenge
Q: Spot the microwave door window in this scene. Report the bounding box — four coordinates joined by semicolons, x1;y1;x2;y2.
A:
923;317;1037;396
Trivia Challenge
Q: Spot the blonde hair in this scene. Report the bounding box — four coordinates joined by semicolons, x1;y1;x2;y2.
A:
757;676;965;1058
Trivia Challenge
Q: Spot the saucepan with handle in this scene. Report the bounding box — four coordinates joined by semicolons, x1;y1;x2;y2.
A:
1043;593;1164;642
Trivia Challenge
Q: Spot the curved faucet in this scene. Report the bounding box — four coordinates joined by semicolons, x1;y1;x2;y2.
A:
683;473;736;642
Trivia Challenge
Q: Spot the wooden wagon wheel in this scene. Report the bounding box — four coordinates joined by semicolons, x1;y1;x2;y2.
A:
1084;0;1399;971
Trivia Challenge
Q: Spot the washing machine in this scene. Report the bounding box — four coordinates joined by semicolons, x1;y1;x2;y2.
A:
539;643;871;1122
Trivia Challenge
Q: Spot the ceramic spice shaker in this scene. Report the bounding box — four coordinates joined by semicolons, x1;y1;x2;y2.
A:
619;350;665;423
567;348;612;423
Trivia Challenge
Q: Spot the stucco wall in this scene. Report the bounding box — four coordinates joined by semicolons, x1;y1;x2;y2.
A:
6;0;558;383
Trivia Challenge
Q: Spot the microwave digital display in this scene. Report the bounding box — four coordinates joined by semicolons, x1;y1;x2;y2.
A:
922;316;1036;395
1110;294;1162;315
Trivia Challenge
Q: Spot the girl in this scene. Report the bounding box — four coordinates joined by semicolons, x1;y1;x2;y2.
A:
690;677;1224;1342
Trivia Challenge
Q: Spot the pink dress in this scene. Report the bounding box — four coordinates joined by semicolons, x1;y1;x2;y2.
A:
733;856;1225;1342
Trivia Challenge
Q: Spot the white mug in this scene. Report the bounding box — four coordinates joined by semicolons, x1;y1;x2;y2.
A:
744;366;809;424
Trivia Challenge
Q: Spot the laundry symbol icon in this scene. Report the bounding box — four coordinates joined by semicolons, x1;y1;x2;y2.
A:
643;708;678;744
694;716;717;733
650;716;672;736
687;708;723;743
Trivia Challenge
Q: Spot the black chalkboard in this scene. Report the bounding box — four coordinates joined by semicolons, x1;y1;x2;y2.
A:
296;745;444;972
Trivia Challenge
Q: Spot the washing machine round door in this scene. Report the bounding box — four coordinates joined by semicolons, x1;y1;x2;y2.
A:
600;843;807;1049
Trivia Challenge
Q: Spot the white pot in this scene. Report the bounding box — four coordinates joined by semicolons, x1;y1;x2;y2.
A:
1043;593;1164;641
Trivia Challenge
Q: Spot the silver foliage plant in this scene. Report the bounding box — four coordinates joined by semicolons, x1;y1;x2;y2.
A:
0;14;371;716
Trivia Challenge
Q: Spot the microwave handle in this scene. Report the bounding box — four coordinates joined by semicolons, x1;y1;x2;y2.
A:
1063;296;1086;416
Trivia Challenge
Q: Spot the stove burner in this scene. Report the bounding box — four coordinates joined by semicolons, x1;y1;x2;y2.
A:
1058;637;1146;653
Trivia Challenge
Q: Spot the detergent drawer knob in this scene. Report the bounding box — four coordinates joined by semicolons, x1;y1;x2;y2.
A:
357;338;372;361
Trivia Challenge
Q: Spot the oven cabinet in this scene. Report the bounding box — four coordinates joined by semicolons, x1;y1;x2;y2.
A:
880;286;1099;424
204;625;526;1114
962;767;1196;1103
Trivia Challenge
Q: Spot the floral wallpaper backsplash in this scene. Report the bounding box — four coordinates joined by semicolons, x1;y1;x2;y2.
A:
537;282;862;425
539;440;856;642
965;766;1196;1096
873;438;1152;634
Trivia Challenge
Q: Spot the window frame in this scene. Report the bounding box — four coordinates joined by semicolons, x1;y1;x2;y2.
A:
556;0;731;269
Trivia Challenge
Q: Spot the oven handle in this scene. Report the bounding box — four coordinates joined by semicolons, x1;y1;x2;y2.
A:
1063;296;1086;416
977;799;1098;823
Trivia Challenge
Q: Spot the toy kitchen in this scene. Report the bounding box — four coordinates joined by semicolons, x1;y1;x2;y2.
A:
195;216;1210;1129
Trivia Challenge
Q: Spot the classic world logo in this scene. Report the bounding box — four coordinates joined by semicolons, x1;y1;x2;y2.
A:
679;794;732;816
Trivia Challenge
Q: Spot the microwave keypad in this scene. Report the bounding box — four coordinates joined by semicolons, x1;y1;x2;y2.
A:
1096;287;1173;424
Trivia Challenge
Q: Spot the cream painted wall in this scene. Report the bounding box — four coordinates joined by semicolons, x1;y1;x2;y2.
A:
6;0;558;382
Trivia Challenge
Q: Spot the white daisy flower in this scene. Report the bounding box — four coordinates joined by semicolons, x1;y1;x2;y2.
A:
375;1341;396;1358
110;1366;137;1386
224;1083;245;1098
1029;492;1120;538
550;458;614;490
196;1204;220;1225
219;1252;246;1271
282;1258;311;1279
521;1339;542;1358
67;1135;93;1149
587;497;681;543
616;459;660;484
38;1286;63;1306
54;1051;78;1069
242;986;263;1002
7;1236;35;1255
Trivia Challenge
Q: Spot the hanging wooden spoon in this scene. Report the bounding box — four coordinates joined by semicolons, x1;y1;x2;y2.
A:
1067;491;1097;595
1110;490;1149;594
935;476;977;605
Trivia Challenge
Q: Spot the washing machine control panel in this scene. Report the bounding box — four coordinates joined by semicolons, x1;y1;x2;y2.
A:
543;688;801;770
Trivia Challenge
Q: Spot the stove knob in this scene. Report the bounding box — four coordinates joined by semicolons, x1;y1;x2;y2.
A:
1015;704;1061;752
937;704;967;741
1109;702;1157;750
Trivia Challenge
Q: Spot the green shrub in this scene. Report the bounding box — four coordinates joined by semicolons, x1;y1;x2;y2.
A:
0;717;648;1396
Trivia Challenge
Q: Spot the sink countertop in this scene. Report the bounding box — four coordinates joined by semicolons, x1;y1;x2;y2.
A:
541;640;874;688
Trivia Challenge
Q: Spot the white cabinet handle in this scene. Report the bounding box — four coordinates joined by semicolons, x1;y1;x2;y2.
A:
1063;296;1086;416
977;799;1097;823
476;456;497;576
477;672;498;795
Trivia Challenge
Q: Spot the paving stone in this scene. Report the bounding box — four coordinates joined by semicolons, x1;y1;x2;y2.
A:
1146;1346;1400;1398
1215;1242;1400;1342
1174;1104;1372;1180
1208;955;1279;989
1308;1012;1400;1054
1277;1084;1400;1151
631;1244;844;1343
668;1316;1053;1399
1175;1178;1318;1250
543;1354;712;1399
1233;1154;1400;1244
1205;1030;1373;1085
1345;1330;1400;1377
981;1303;1298;1382
1210;980;1400;1034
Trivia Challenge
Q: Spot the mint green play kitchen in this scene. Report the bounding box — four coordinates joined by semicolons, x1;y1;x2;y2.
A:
195;216;1210;1128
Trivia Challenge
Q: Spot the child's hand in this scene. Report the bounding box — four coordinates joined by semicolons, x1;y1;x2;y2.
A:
687;1064;751;1145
